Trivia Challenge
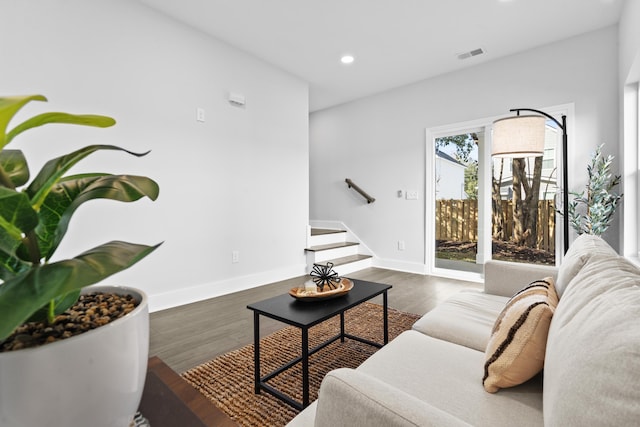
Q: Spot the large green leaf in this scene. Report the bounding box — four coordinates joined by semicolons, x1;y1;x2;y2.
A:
0;249;30;281
0;188;38;257
0;240;161;340
37;173;160;260
6;112;115;145
0;95;47;150
0;150;29;188
26;145;151;210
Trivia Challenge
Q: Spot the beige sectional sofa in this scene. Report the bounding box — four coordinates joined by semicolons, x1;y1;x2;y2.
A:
286;235;640;426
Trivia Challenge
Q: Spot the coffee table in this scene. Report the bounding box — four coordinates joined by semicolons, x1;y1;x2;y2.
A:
247;279;392;409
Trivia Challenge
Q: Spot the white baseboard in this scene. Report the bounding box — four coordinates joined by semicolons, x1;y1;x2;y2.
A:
429;267;484;283
373;258;428;275
374;258;484;283
148;263;307;312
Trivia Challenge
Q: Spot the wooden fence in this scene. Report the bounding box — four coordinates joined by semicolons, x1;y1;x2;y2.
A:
435;199;556;252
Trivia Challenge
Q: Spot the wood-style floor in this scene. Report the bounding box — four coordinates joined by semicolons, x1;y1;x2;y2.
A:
149;267;481;374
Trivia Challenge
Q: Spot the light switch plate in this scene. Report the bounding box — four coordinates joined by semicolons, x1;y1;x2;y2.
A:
196;107;205;122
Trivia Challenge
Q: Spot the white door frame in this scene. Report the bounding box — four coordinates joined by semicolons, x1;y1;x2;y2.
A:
425;118;491;282
425;104;572;281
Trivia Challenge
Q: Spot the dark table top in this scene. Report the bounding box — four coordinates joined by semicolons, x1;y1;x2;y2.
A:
247;278;392;328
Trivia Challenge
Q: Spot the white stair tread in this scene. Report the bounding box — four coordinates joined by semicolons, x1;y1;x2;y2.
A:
305;242;359;252
313;254;372;267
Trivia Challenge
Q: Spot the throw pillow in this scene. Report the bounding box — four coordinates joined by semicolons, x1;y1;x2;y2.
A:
483;277;558;393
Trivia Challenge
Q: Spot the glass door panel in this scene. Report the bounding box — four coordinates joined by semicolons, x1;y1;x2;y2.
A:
434;132;483;273
490;120;559;265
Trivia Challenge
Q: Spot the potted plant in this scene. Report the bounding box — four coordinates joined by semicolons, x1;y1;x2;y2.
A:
0;95;160;427
567;143;623;236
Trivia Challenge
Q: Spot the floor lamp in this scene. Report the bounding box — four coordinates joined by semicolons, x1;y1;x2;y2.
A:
492;108;569;254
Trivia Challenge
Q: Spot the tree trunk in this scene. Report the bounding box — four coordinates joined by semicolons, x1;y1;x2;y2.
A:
512;158;526;244
524;157;543;247
512;157;542;248
492;159;505;240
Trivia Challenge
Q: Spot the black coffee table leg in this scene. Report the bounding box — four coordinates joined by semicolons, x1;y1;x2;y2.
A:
302;327;309;407
253;312;260;394
383;290;389;344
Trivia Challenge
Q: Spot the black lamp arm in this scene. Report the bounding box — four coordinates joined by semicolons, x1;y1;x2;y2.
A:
510;108;565;131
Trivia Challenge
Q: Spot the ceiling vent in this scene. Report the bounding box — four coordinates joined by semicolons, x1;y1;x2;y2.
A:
457;48;485;60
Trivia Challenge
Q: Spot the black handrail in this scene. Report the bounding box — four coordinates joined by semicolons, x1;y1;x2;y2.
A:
345;178;375;204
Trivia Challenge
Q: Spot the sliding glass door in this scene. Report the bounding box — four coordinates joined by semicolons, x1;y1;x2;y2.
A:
426;108;567;280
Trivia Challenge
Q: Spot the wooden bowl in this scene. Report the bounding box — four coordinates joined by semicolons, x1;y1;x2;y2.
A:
289;278;354;302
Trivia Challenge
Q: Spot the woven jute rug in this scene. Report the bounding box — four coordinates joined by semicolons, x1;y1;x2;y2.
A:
181;302;420;427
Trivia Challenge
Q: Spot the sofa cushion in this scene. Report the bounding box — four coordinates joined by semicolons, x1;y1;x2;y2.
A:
357;330;544;427
544;256;640;426
483;278;558;393
412;290;508;351
555;234;617;297
314;368;472;427
285;402;317;427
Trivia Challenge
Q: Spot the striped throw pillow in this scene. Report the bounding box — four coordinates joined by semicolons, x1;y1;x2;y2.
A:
483;277;559;393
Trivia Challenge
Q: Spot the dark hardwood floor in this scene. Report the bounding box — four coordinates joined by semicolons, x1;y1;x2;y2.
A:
149;267;481;373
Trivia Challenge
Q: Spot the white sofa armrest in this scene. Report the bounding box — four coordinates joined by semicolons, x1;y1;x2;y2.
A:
484;260;557;297
314;368;471;427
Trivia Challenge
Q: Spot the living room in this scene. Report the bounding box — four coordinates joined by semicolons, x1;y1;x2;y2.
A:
4;0;637;310
1;0;639;425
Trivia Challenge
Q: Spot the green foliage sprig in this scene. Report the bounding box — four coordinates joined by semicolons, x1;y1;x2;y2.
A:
0;95;160;341
567;144;622;236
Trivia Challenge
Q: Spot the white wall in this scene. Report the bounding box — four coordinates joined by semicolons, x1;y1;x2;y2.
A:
310;26;620;271
1;0;309;310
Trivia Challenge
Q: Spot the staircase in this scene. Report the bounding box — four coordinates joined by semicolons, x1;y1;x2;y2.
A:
305;228;373;276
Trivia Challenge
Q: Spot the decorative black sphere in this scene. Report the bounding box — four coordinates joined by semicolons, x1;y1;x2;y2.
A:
310;262;340;291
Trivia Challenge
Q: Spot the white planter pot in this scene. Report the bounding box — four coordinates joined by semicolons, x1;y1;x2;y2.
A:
0;285;149;427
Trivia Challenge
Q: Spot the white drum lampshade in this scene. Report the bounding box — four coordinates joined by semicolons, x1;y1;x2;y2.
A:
492;115;545;158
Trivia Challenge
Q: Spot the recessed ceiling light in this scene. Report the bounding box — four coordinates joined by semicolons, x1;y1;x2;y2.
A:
340;55;355;64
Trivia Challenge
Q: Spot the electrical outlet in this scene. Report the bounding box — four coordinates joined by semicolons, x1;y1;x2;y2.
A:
196;107;206;122
405;190;418;200
398;240;405;251
232;250;240;263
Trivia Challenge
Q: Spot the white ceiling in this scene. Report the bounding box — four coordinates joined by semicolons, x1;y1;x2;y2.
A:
138;0;625;112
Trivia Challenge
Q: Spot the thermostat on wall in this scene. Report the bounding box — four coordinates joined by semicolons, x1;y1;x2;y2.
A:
228;92;246;106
